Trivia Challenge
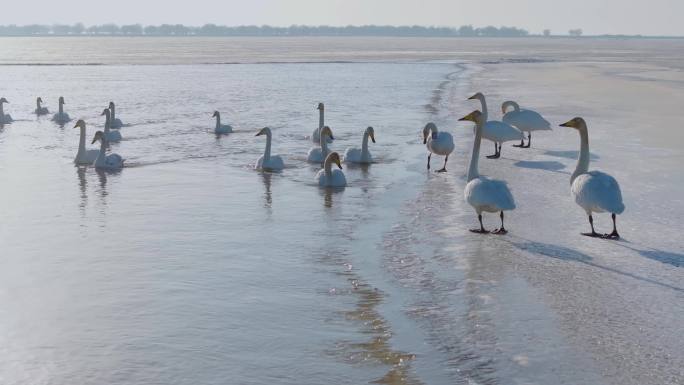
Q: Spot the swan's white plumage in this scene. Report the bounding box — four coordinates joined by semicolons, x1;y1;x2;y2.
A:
308;126;334;163
255;127;285;171
109;102;123;128
0;98;13;124
74;120;99;165
423;123;454;156
502;107;551;133
311;102;332;143
35;97;50;115
316;152;346;187
465;176;516;214
344;126;375;164
92;131;124;170
480;121;524;143
572;171;625;215
213;111;233;134
52;97;71;123
101;108;122;143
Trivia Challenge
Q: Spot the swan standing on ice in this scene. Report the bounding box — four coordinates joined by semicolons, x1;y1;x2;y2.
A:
73;120;100;165
91;131;124;170
307;126;334;163
52;96;71;123
502;101;551;148
422;122;454;172
255;127;285;171
0;98;13;124
317;152;346;187
212;111;233;134
108;101;123;128
344;126;376;164
560;117;625;239
35;97;50;115
468;93;523;159
311;103;332;143
459;110;516;234
101;108;122;142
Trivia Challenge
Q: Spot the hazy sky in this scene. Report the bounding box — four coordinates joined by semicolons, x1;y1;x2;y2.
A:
3;0;682;36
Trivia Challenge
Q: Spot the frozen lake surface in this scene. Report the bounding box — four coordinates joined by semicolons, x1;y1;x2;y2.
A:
0;37;682;385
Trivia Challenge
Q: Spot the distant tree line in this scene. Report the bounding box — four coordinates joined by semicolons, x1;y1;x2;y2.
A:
0;23;532;37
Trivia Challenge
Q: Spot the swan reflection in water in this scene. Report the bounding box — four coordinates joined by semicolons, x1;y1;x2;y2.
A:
76;166;88;210
261;172;272;208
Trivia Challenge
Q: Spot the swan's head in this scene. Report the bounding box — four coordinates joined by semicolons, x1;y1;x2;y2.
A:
501;100;519;114
74;119;86;129
255;127;271;136
317;102;324;111
0;97;8;104
59;96;65;104
212;111;220;118
326;152;343;169
458;110;484;124
467;92;484;102
37;97;43;103
422;123;437;144
321;125;334;140
91;130;105;144
560;117;587;131
101;108;110;117
108;101;115;109
366;126;376;143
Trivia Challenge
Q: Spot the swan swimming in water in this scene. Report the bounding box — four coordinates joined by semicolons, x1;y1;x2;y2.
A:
468;93;523;159
0;98;13;124
35;97;50;115
459;110;516;234
108;101;123;128
344;126;375;164
501;100;551;148
560;117;625;239
101;108;122;142
73;120;100;165
52;96;71;123
422;122;454;172
311;103;332;143
317;152;346;187
91;130;124;170
212;111;233;134
307;126;334;164
255;127;285;171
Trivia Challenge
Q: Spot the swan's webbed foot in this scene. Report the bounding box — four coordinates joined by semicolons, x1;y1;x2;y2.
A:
513;139;525;148
486;153;500;159
492;228;507;235
522;142;531;149
470;228;490;234
435;168;447;173
603;230;620;240
581;231;602;238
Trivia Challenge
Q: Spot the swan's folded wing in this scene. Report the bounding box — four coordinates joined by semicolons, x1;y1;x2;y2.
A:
574;171;625;214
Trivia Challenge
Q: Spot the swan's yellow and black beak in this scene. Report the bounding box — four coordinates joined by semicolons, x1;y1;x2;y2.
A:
370;132;376;143
336;159;343;169
459;111;478;122
559;119;574;128
467;94;478;100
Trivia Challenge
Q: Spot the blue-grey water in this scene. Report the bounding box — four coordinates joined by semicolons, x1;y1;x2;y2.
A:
1;37;683;385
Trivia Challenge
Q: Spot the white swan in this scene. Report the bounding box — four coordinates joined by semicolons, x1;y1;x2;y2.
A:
502;100;551;148
422;123;454;172
73;120;100;165
468;93;523;159
101;108;122;142
91;130;124;170
344;126;375;164
307;126;334;163
459;110;516;234
35;97;50;115
108;101;123;128
212;111;233;134
560;117;625;239
255;127;285;171
52;96;71;123
0;98;13;124
317;152;346;187
311;103;332;143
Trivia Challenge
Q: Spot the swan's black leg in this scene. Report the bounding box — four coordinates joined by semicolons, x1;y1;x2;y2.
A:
513;138;525;147
486;142;501;159
470;214;489;234
604;213;620;239
427;153;431;170
523;133;532;148
493;211;508;234
436;155;448;172
581;214;601;237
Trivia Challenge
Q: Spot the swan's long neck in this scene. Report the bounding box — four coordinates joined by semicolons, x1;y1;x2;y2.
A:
59;100;63;115
104;112;111;133
263;131;272;161
0;103;4;116
320;131;329;156
37;99;42;109
478;96;489;121
467;119;483;182
77;126;86;156
362;131;370;155
318;108;324;130
215;114;221;129
110;105;116;120
572;127;590;184
96;138;107;165
324;156;333;176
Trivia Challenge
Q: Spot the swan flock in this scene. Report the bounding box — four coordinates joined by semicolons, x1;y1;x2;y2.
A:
4;94;624;238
